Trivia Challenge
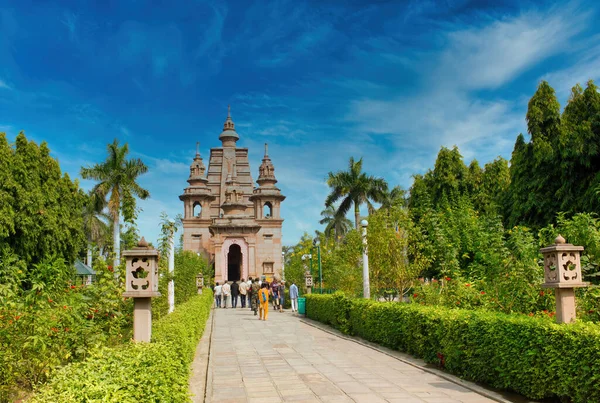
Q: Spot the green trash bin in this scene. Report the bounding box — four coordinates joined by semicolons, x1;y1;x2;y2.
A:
297;297;306;315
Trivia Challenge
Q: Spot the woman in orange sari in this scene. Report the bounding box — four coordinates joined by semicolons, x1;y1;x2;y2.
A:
259;283;269;321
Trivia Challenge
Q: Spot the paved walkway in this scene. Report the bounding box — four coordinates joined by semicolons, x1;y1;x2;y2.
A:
202;307;498;403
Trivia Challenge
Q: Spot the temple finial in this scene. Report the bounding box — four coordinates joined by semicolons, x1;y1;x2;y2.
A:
228;104;231;118
196;141;200;156
264;143;269;157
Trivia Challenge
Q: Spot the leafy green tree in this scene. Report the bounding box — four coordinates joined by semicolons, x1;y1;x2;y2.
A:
0;132;86;265
319;205;353;243
325;157;388;229
80;139;150;274
430;146;468;205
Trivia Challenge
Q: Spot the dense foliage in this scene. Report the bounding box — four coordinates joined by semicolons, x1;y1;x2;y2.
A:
0;132;86;264
0;256;131;402
306;294;600;402
153;250;212;320
31;291;213;403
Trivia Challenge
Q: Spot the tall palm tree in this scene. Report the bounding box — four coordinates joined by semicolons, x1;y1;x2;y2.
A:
319;205;353;242
82;189;110;268
325;157;388;229
81;139;150;273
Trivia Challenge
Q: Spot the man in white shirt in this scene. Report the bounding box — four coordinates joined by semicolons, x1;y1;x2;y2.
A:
239;278;248;308
214;282;222;308
222;281;231;308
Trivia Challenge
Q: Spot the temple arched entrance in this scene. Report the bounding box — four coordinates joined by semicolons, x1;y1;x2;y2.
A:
221;238;248;282
227;244;242;281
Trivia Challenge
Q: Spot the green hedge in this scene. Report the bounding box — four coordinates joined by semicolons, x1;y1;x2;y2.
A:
31;291;213;403
306;293;600;402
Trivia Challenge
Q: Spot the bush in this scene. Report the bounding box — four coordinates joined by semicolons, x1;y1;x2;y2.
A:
31;290;213;403
0;255;131;402
306;294;600;402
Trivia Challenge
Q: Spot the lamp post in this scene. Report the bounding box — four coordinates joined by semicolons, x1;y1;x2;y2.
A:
167;218;176;314
313;238;322;294
302;253;313;294
361;219;370;299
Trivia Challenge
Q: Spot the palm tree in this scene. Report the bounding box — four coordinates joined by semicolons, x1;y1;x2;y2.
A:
319;205;353;242
380;185;406;211
82;189;110;268
81;139;150;273
325;157;388;229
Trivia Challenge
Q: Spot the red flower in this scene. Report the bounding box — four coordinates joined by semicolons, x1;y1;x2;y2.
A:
480;291;485;295
445;277;451;281
528;313;534;316
539;291;545;296
107;266;114;272
14;315;21;320
51;327;58;332
455;301;460;305
542;310;548;313
63;305;68;309
64;327;69;332
70;285;76;289
465;283;471;287
413;293;418;298
48;298;53;303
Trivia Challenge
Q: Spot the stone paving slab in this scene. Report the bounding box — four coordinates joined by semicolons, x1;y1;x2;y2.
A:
202;307;503;403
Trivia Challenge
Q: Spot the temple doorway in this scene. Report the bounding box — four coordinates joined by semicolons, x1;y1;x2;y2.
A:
227;244;242;281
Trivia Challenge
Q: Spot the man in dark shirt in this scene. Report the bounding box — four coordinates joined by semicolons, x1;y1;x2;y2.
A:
231;280;240;308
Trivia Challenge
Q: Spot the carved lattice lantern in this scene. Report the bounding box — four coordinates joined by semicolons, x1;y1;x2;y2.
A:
196;272;204;294
305;271;313;290
540;235;588;324
122;237;161;342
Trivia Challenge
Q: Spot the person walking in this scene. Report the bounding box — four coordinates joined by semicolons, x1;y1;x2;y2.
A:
222;281;231;308
289;281;299;312
239;278;248;308
247;277;253;309
251;278;260;316
231;280;240;308
258;283;269;321
278;281;286;312
214;282;222;308
271;280;280;311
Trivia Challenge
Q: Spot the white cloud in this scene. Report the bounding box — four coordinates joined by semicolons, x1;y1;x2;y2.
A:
439;7;588;90
0;79;11;90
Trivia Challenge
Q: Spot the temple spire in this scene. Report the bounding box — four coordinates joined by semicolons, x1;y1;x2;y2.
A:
264;143;269;157
196;141;200;156
219;105;239;147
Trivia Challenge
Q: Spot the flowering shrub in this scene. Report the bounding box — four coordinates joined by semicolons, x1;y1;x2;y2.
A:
0;253;131;402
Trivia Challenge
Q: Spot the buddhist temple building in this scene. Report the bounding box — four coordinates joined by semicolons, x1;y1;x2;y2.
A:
179;108;285;283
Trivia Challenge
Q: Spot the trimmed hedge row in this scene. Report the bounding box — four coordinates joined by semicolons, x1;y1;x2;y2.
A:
305;293;600;402
31;290;213;403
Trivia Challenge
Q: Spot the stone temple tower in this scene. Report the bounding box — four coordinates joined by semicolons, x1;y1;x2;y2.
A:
179;108;285;283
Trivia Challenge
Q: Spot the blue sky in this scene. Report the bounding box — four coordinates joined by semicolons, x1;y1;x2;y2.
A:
1;0;599;247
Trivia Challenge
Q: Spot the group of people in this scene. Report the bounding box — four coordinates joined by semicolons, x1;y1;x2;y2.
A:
213;277;300;321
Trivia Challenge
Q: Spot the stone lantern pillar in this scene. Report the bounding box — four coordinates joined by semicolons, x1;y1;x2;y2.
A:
540;235;588;324
122;237;161;342
196;272;204;295
304;270;313;295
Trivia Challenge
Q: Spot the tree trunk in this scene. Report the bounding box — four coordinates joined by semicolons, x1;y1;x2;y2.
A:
354;201;360;230
87;243;93;268
113;214;120;278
